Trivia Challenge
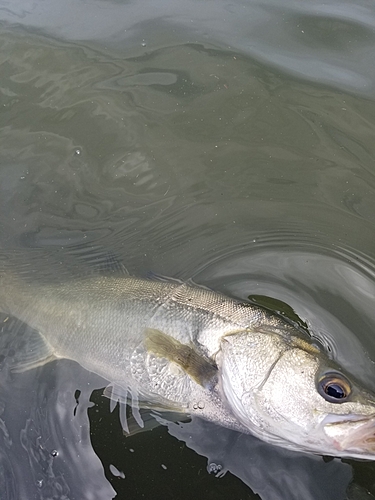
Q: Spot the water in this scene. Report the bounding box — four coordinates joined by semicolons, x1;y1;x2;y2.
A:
1;0;375;498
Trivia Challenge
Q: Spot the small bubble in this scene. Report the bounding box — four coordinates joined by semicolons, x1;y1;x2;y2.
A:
192;401;204;410
208;463;223;475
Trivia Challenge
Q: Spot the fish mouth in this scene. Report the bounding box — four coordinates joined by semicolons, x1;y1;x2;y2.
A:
323;415;375;457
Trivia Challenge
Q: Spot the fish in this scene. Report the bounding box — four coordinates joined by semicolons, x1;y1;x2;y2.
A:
0;247;375;460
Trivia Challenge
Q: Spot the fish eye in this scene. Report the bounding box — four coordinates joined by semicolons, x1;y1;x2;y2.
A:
318;372;351;403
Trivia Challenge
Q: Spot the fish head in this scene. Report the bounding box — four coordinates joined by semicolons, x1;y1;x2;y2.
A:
219;329;375;459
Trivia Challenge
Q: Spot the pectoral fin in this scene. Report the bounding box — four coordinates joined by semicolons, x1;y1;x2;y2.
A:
144;328;217;388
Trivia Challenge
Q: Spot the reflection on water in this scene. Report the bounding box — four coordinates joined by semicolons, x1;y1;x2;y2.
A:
0;328;115;499
1;0;375;497
167;417;352;500
1;0;375;95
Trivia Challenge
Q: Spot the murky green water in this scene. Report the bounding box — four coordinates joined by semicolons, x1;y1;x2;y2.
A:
1;0;375;498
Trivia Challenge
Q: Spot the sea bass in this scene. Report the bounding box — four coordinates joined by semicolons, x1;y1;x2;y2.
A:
1;249;375;460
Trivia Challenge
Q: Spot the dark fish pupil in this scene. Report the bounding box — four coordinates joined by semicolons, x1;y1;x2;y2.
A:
326;383;345;399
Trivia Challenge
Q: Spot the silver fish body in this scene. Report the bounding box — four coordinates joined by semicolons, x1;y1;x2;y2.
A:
1;258;375;459
0;272;286;429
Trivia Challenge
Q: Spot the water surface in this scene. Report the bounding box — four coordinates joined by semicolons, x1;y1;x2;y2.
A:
1;0;375;498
